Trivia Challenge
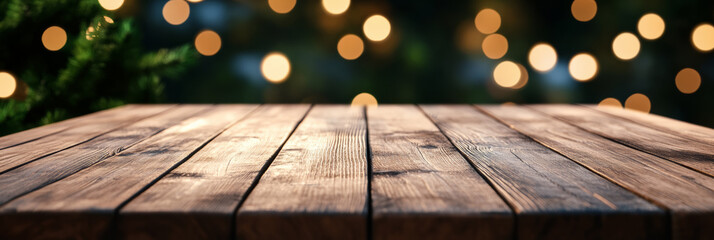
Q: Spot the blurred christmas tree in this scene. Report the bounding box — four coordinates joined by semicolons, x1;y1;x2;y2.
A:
0;0;197;135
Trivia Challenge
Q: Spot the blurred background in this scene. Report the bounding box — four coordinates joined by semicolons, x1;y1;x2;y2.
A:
0;0;712;135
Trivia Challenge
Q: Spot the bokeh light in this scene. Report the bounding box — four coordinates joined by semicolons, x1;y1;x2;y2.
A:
598;98;622;109
261;52;291;84
268;0;296;14
692;23;714;52
493;61;521;88
187;0;203;2
568;53;598;81
637;13;665;40
474;9;501;34
528;43;557;72
0;72;16;99
163;0;191;25
612;32;641;60
571;0;597;22
675;68;701;94
511;63;529;89
42;26;67;51
86;26;95;40
103;16;114;24
351;93;378;107
322;0;350;15
98;0;124;11
337;34;364;60
482;34;508;59
625;93;651;113
194;30;221;56
363;15;391;42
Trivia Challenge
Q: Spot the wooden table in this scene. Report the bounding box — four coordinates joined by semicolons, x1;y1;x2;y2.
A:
0;104;712;240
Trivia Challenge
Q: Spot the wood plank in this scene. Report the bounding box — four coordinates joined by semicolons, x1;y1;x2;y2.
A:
532;104;714;177
421;105;665;240
0;105;174;173
118;104;310;240
368;105;512;240
235;105;368;240
479;104;714;240
0;105;210;205
0;105;257;240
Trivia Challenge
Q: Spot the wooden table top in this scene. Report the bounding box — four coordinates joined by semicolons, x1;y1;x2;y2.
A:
0;104;712;240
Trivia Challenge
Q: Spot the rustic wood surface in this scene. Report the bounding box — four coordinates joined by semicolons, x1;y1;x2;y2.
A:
0;104;712;240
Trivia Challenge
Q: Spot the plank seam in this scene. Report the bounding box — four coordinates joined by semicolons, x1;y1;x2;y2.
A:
364;106;374;240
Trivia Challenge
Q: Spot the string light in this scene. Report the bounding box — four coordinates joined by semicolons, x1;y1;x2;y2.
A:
598;98;622;109
261;52;291;84
351;93;378;107
337;34;364;60
528;43;557;72
675;68;701;94
322;0;350;15
474;9;501;34
493;61;521;88
42;26;67;51
194;30;222;56
98;0;124;11
363;15;391;42
637;13;665;40
692;23;714;52
612;32;641;60
482;34;508;59
0;72;16;99
568;53;598;81
163;0;191;25
268;0;296;14
625;93;651;113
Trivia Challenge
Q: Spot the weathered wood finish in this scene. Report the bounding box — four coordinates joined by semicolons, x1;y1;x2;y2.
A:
368;105;512;240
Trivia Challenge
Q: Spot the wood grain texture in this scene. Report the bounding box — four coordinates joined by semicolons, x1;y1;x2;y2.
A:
0;105;257;240
479;105;714;240
421;105;665;240
0;105;209;205
532;104;714;177
0;105;173;173
235;105;368;240
119;104;310;240
368;105;513;240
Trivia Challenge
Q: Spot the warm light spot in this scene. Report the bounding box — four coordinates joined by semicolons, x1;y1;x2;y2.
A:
337;34;364;60
510;63;528;89
163;0;190;25
86;26;95;40
261;52;291;84
187;0;203;2
42;26;67;51
528;43;557;72
637;13;665;40
268;0;296;14
194;30;221;56
625;93;651;113
568;53;598;81
571;0;597;22
363;15;391;41
692;23;714;52
351;93;378;107
675;68;701;94
482;34;508;59
0;72;17;99
493;61;521;88
598;98;622;109
322;0;350;15
612;32;641;60
104;16;114;24
474;9;501;34
98;0;124;11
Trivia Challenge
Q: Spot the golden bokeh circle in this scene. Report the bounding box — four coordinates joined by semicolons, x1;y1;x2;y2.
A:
598;98;622;109
625;93;651;113
98;0;124;11
692;23;714;52
528;43;557;72
194;30;222;56
637;13;665;40
493;61;521;88
612;32;641;60
474;9;501;34
268;0;296;14
363;15;391;42
42;26;67;51
571;0;597;22
337;34;364;60
0;72;17;99
568;53;598;82
675;68;701;94
511;63;529;89
482;34;508;59
163;0;191;25
322;0;350;15
351;93;378;107
261;52;291;84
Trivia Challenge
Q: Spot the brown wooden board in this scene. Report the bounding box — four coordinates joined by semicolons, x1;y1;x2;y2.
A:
479;105;714;240
118;104;310;240
367;105;513;240
0;105;257;240
0;105;209;205
0;105;174;173
235;105;368;240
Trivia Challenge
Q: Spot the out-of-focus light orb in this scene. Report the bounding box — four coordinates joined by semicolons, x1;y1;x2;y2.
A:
612;32;641;60
104;16;114;24
187;0;203;2
351;93;378;107
482;34;508;59
42;26;67;51
0;72;17;99
692;23;714;52
261;52;291;84
528;43;557;72
322;0;350;15
86;26;95;40
163;0;190;25
511;63;529;89
675;68;701;94
268;0;296;14
98;0;124;11
363;15;391;41
625;93;651;113
493;61;521;88
568;53;598;81
474;9;501;34
637;13;665;40
571;0;597;22
194;30;221;56
337;34;364;60
598;98;622;109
